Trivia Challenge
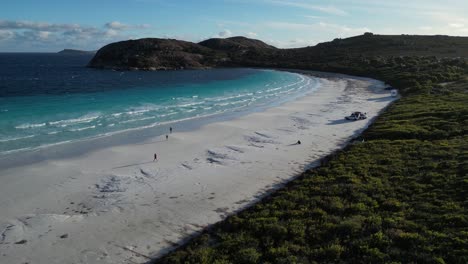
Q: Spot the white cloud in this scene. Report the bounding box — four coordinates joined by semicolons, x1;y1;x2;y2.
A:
0;19;154;51
416;11;468;35
449;23;464;28
262;20;370;48
265;38;318;48
428;11;466;21
216;29;233;38
105;21;128;30
264;0;347;16
264;21;369;37
0;20;81;32
105;21;151;30
304;15;322;19
37;31;51;40
423;11;468;29
104;29;119;37
0;30;14;41
245;32;258;38
317;21;370;34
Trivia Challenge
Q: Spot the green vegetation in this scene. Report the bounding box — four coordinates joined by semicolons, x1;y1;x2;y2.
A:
154;47;468;263
279;56;467;96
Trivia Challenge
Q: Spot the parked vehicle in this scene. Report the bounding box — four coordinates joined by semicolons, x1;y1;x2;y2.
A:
345;112;367;121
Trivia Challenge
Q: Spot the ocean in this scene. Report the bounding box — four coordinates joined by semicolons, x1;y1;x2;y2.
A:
0;53;320;157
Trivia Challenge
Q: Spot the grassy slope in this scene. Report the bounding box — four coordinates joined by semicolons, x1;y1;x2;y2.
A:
154;38;468;263
155;92;467;264
291;34;468;59
232;34;468;69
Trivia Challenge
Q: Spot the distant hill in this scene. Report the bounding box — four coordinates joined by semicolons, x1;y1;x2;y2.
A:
58;49;96;55
277;33;468;65
198;36;276;51
88;34;468;70
314;33;468;57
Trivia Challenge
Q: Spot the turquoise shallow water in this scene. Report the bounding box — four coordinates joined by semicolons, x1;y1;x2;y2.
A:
0;55;319;156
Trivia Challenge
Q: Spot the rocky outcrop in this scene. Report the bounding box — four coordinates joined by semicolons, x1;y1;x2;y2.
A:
87;38;220;70
87;36;279;70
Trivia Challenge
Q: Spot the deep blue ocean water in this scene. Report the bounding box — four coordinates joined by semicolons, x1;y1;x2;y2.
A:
0;53;319;156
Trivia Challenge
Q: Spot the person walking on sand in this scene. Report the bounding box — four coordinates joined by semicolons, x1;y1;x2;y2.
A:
153;153;158;161
169;127;172;134
166;134;168;140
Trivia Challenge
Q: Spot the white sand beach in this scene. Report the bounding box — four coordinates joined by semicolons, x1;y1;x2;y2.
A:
0;72;396;264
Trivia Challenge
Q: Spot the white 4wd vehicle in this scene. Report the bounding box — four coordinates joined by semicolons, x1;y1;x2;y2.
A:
345;112;367;121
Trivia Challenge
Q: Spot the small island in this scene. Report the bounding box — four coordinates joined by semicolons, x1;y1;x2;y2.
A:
58;49;96;55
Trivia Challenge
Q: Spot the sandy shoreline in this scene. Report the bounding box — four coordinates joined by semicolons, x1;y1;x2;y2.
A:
0;72;396;264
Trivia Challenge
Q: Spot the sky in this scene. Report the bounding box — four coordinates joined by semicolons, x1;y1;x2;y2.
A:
0;0;467;52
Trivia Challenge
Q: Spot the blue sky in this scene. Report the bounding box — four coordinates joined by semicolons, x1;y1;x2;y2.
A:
1;0;467;52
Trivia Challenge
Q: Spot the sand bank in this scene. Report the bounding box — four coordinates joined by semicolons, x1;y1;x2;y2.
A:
0;72;396;264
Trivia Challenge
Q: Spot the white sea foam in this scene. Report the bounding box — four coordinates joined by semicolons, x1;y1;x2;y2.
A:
178;101;206;108
68;125;96;132
124;109;150;116
215;102;231;107
15;123;46;129
120;116;156;124
112;107;157;118
230;98;252;105
49;114;100;126
158;112;177;118
0;135;36;142
265;87;282;92
209;93;251;102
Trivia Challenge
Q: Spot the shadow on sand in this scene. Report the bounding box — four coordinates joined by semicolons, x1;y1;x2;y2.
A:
327;119;349;125
112;161;155;169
